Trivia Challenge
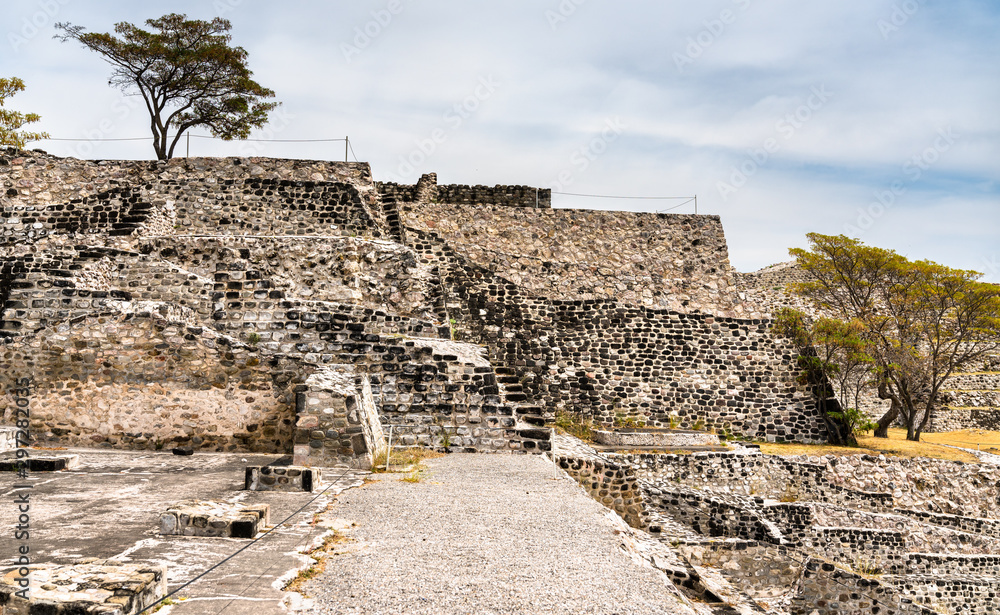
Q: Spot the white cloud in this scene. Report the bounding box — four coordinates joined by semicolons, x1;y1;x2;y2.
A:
2;0;996;278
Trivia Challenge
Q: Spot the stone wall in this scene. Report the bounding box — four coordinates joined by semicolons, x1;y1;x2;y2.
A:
896;509;1000;540
891;576;1000;615
677;542;802;599
404;227;828;441
641;482;781;543
791;559;935;615
615;450;898;513
1;150;835;452
293;365;386;469
0;311;302;451
552;435;647;528
1;149;374;212
378;175;551;209
404;204;747;316
618;446;1000;527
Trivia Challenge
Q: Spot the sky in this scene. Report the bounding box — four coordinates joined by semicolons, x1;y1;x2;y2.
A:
2;0;998;278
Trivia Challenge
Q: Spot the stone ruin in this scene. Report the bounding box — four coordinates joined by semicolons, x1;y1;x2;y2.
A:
554;434;1000;613
3;148;1000;613
0;148;831;466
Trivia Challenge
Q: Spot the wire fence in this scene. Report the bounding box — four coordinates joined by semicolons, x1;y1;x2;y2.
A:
33;133;359;162
29;134;702;212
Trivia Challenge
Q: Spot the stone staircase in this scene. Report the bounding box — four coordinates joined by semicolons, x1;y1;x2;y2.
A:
933;361;1000;432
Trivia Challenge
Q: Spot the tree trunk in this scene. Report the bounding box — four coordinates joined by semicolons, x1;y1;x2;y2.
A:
873;400;899;438
873;383;900;439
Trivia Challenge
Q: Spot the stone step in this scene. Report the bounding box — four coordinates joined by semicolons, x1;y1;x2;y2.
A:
593;444;731;453
519;416;547;427
593;428;721;448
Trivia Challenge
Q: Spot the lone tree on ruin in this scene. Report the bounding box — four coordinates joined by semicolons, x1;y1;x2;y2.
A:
790;233;1000;442
56;14;278;160
0;77;49;148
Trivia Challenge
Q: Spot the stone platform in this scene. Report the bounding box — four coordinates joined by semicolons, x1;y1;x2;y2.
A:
0;455;80;472
244;465;319;492
0;561;166;615
159;501;270;539
592;428;722;449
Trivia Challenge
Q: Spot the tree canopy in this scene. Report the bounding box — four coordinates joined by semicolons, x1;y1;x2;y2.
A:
56;14;278;160
790;233;1000;441
0;77;49;149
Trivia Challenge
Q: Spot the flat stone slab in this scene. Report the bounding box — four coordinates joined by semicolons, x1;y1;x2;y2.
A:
0;427;19;453
0;455;80;472
593;428;721;448
0;448;369;614
0;561;166;615
245;465;319;492
159;501;270;539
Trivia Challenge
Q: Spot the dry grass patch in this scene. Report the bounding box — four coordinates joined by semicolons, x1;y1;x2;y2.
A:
918;429;1000;454
284;531;354;595
370;447;444;474
759;428;982;463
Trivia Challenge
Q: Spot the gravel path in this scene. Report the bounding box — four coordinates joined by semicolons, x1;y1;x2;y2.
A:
305;454;693;615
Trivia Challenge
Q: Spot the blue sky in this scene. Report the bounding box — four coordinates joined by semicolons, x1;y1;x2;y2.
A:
2;0;998;278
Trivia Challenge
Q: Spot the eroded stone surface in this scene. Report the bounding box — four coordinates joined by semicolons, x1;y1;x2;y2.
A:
0;561;166;615
159;501;269;539
244;465;319;492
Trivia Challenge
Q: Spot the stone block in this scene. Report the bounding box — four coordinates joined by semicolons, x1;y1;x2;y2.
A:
244;466;319;492
0;455;79;472
0;561;167;615
159;501;270;538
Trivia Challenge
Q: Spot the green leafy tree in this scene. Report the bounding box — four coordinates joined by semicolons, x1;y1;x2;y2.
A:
790;234;1000;441
56;14;278;160
0;77;49;148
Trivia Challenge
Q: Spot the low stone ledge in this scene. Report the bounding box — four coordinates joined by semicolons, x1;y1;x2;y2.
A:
0;455;80;472
0;561;166;615
593;428;720;448
245;465;319;492
159;501;270;539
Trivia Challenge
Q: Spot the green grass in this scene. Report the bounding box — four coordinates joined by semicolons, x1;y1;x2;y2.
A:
551;410;596;442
